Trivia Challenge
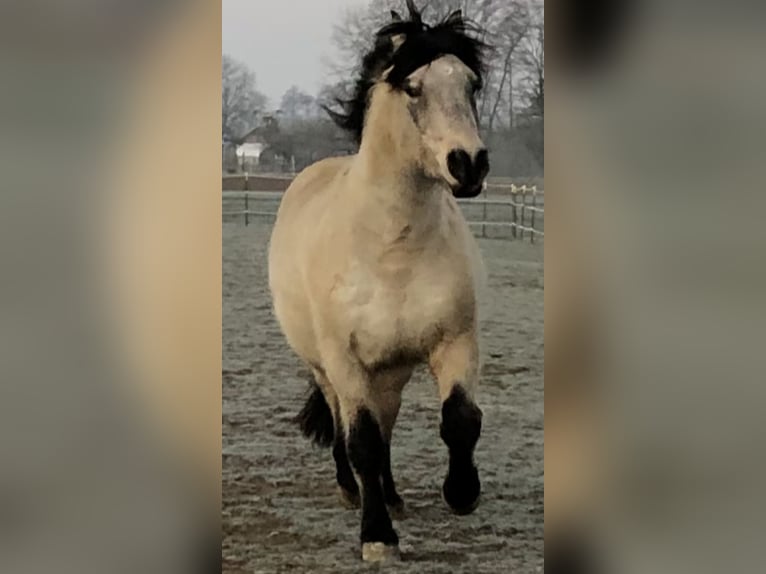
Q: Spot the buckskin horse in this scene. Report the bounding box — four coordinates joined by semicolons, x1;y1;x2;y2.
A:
268;0;490;561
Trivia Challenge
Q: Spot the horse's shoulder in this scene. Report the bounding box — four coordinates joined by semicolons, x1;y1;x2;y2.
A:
278;155;354;223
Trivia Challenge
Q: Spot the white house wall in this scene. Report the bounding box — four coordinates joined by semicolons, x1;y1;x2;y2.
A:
236;142;265;160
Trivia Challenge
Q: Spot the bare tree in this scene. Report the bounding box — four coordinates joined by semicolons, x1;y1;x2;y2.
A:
222;55;268;143
477;0;532;132
280;86;321;124
326;0;399;88
518;10;544;120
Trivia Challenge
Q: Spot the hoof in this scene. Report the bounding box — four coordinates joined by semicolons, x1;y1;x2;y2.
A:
443;466;481;515
362;542;401;563
337;485;360;509
387;497;405;520
443;489;480;515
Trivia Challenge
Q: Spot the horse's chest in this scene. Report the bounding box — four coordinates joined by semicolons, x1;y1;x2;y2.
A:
334;261;460;364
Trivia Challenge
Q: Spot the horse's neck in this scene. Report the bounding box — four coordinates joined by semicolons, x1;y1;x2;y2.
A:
347;121;443;236
347;151;442;241
342;88;447;243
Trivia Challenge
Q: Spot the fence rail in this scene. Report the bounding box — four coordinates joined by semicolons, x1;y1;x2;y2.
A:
223;185;543;242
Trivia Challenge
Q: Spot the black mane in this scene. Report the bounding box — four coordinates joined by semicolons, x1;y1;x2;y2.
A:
325;3;487;143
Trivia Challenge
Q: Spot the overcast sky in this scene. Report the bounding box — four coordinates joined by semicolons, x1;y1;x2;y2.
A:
223;0;369;106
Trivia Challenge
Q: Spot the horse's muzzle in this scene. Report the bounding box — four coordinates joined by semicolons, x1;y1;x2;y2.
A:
448;148;489;198
452;181;485;198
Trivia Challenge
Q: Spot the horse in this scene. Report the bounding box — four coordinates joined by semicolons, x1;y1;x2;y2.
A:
268;1;490;562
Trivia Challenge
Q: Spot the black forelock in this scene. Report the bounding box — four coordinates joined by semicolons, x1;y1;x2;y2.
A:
382;18;486;86
324;8;487;143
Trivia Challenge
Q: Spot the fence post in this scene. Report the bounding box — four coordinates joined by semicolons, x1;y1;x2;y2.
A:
530;186;536;244
511;184;518;239
244;193;249;226
520;185;527;240
482;182;487;238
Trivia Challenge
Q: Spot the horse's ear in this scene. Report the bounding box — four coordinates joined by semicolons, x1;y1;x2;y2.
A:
405;0;422;24
391;10;403;21
445;9;463;25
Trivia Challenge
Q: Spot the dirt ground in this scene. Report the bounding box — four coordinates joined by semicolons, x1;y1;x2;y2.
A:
223;222;543;573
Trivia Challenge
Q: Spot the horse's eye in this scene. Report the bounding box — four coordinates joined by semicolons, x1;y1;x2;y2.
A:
404;83;422;98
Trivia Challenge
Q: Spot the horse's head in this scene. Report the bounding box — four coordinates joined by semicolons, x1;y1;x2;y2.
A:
395;52;488;198
327;1;490;198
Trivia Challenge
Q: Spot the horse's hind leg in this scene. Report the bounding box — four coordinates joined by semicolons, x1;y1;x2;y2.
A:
333;418;360;508
429;331;483;515
312;368;360;508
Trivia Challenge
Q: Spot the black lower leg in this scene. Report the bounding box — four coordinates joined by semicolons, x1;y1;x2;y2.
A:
333;423;359;502
440;385;482;514
347;408;398;546
382;443;403;509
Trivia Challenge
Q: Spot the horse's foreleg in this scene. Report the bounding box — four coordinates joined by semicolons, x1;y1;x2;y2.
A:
323;351;400;562
369;369;410;516
429;331;483;515
375;387;405;516
346;407;400;561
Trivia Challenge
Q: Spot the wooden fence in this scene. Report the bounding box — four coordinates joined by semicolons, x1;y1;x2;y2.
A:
223;184;543;242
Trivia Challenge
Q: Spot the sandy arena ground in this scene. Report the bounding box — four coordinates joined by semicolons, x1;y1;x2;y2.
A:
223;221;543;573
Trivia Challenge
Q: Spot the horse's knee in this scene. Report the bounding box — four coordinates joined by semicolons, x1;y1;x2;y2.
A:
440;385;482;515
440;385;482;452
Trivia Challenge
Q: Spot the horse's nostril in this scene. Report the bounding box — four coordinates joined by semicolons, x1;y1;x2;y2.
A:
448;149;490;189
447;149;471;186
475;149;489;180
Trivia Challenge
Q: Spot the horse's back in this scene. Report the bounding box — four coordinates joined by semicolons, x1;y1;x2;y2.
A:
268;155;352;365
274;156;351;225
